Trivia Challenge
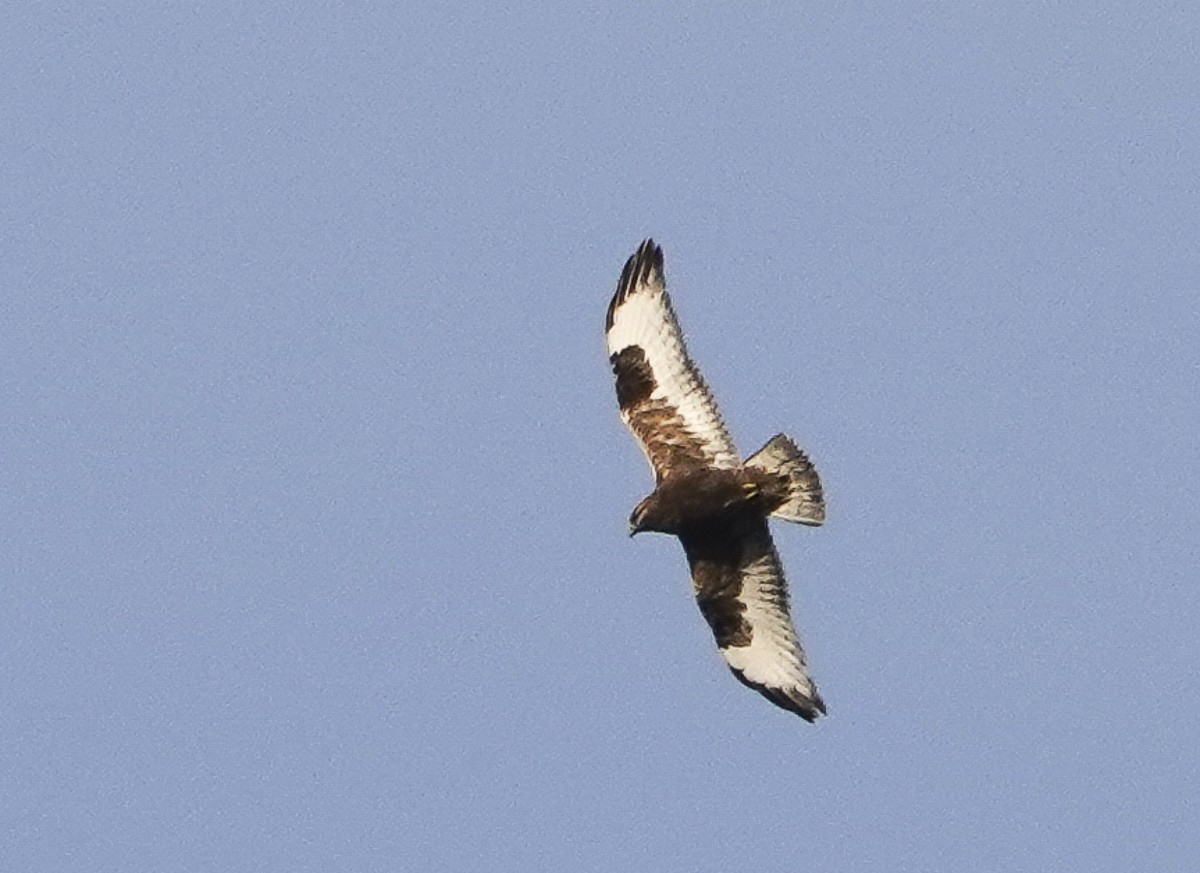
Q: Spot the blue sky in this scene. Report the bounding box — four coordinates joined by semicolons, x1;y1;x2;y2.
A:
4;4;1198;871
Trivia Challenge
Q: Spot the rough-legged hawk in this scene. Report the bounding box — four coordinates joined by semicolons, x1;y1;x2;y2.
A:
606;239;827;721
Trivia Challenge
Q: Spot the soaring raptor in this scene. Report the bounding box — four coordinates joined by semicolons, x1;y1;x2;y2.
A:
606;239;827;721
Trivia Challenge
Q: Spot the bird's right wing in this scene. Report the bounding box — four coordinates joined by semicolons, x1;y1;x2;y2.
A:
682;518;825;721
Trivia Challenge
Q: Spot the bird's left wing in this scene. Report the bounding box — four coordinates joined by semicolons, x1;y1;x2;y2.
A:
605;239;740;482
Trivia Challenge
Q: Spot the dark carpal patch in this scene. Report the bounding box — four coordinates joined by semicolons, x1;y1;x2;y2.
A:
695;570;754;648
685;529;755;649
611;346;656;409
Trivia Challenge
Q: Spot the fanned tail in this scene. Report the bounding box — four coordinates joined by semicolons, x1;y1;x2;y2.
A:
745;434;825;526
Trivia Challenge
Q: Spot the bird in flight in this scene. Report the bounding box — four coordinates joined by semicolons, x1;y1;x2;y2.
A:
606;239;827;721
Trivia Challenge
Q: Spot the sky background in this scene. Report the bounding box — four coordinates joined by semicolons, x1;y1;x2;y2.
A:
4;3;1198;871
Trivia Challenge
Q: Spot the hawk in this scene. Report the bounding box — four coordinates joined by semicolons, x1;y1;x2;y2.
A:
606;239;827;721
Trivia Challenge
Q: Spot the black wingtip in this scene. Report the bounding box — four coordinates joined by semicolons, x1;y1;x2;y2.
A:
730;667;827;722
605;238;664;332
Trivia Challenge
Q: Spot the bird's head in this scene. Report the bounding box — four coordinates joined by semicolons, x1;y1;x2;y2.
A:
628;495;655;537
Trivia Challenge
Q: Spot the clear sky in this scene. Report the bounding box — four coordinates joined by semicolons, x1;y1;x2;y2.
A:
4;4;1198;871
